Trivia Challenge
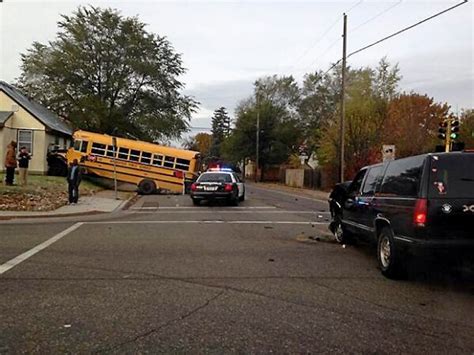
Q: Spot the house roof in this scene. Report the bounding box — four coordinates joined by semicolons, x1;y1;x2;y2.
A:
0;111;14;126
0;81;73;136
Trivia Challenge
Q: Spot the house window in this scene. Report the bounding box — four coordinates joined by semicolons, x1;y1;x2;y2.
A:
18;130;33;155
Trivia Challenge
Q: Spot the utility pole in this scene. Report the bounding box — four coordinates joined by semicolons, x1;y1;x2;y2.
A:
112;137;118;200
445;118;452;152
339;13;347;183
255;94;260;183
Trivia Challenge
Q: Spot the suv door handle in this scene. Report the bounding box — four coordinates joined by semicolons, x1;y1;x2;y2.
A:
345;198;354;208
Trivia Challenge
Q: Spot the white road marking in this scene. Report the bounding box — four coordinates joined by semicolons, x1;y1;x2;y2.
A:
0;222;83;275
134;206;277;210
249;185;328;203
127;210;327;214
86;220;327;225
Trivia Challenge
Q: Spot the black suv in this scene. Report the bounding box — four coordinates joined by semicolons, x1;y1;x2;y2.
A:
331;151;474;278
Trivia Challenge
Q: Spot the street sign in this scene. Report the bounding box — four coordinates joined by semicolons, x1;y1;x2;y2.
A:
382;145;395;161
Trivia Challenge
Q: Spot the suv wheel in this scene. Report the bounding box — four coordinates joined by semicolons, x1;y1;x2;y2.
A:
377;227;405;279
332;216;352;244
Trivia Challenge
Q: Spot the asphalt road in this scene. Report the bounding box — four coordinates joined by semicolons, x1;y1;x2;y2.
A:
1;184;473;353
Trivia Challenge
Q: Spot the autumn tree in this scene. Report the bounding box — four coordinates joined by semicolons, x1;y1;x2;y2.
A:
459;109;474;149
383;93;450;158
16;6;197;141
183;132;212;158
317;61;400;182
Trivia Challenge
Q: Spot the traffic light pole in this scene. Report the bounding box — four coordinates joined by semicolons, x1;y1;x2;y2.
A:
339;13;347;183
445;119;451;152
255;94;260;183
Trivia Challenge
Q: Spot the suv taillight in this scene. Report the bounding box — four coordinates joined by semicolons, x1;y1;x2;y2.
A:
191;183;197;191
413;198;427;226
224;183;233;192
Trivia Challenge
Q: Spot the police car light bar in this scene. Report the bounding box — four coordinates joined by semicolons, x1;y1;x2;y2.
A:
207;168;233;172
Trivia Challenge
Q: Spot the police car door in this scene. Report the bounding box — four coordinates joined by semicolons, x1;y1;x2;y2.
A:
233;173;244;198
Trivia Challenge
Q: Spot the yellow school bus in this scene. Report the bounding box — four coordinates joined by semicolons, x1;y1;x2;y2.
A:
67;130;200;194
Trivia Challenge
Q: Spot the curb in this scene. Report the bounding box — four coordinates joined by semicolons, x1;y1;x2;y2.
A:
0;193;137;221
0;210;106;221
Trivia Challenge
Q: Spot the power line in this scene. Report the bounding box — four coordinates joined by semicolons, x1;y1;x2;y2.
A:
289;0;364;69
290;16;341;68
345;0;364;14
350;0;402;33
319;0;468;76
347;0;468;59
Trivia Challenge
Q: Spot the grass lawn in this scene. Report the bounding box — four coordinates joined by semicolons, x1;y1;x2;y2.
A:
0;173;102;211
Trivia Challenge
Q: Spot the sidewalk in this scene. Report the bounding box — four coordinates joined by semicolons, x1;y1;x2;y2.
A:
249;182;330;201
0;190;133;219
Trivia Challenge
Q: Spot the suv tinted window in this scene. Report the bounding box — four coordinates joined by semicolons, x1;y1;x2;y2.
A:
362;165;384;195
380;155;425;197
429;154;474;198
347;169;367;195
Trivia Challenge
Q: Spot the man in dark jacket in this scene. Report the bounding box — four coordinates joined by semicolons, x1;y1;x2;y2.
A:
18;146;31;186
4;141;17;185
67;159;82;204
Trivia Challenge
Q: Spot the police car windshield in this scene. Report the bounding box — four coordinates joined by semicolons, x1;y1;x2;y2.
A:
429;154;474;198
198;173;232;183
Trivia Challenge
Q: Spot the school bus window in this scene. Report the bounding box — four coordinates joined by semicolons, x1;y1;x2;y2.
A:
80;140;89;153
164;156;175;168
153;154;163;166
141;152;152;164
92;142;106;156
106;145;116;158
118;147;129;160
74;140;82;151
176;158;190;170
129;149;140;162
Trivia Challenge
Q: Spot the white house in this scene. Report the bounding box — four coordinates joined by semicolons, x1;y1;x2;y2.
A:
0;81;73;174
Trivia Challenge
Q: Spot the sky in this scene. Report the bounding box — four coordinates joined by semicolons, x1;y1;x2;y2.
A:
1;0;473;146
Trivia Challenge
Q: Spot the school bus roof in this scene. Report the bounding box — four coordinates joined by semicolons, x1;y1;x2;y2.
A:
73;130;200;160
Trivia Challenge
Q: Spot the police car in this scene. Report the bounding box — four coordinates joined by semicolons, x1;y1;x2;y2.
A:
190;168;245;206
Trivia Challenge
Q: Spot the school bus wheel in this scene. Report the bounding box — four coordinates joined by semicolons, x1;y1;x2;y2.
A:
138;179;157;195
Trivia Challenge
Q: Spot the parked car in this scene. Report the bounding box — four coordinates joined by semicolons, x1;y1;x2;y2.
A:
190;168;245;206
330;151;474;278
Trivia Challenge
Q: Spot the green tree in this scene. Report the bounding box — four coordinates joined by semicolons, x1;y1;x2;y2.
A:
210;107;231;157
298;70;339;149
254;75;301;115
16;5;197;141
222;96;301;177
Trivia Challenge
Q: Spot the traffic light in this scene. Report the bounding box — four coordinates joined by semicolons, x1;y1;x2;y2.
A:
438;121;447;139
450;120;460;140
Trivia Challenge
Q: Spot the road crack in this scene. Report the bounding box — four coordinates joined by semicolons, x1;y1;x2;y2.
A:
95;290;225;353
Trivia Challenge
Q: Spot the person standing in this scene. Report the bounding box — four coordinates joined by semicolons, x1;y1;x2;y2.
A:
17;146;31;186
4;141;17;186
66;159;82;204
